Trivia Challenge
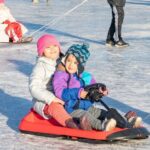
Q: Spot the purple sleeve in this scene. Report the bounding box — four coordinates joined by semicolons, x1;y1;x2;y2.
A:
90;77;96;84
53;71;81;102
53;71;68;99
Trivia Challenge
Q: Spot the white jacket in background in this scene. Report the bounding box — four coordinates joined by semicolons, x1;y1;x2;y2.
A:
0;4;28;42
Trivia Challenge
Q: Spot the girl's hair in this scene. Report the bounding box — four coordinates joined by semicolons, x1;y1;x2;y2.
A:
58;53;85;88
64;55;85;88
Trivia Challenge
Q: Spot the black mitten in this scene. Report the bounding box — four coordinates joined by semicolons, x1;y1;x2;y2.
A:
84;83;106;102
86;89;102;102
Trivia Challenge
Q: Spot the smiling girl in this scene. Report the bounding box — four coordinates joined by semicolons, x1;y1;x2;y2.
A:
29;34;79;129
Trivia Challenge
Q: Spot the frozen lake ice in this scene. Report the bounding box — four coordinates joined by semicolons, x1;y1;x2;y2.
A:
0;0;150;149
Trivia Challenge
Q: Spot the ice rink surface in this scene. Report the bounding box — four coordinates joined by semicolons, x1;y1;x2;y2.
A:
0;0;150;149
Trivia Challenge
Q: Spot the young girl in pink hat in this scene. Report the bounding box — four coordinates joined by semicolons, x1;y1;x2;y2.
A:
29;34;90;129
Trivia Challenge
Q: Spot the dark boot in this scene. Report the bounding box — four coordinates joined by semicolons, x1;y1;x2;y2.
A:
124;111;142;128
124;111;137;120
106;108;132;128
102;118;117;131
79;115;92;131
65;118;79;129
115;39;129;47
106;39;116;47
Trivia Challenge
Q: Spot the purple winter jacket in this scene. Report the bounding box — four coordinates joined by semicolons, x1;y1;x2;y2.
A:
53;71;96;113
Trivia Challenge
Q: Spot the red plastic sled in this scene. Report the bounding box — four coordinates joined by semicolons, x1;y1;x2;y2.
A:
19;109;149;141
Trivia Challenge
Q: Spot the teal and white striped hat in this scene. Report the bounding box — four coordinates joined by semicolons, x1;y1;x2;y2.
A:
66;43;90;66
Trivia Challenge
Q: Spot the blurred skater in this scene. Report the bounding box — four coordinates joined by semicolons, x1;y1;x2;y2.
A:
106;0;129;47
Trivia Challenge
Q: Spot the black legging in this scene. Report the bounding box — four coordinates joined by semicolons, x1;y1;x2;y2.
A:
107;3;124;41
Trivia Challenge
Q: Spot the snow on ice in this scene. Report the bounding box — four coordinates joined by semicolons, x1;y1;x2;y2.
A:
0;0;150;149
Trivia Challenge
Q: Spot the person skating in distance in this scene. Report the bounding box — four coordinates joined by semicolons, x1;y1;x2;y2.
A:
106;0;129;47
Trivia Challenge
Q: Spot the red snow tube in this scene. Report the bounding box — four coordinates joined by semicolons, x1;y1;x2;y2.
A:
19;109;150;141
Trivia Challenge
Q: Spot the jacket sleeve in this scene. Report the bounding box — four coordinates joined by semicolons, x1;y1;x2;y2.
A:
29;63;55;105
53;71;80;102
62;88;80;102
81;71;96;86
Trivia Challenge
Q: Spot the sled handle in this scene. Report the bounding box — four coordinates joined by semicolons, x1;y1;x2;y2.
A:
99;99;110;110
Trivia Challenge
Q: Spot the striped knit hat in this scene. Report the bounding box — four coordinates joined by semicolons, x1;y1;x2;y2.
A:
63;43;90;74
66;43;90;66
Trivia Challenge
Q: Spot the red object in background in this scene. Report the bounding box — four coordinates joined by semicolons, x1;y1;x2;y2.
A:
4;20;22;42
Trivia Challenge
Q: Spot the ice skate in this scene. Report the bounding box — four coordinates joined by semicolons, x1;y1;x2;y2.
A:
65;118;79;129
105;39;116;47
79;114;92;130
115;39;129;48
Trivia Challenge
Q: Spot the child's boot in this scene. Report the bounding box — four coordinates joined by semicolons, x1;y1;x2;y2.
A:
65;118;79;129
128;117;142;128
106;39;116;47
125;111;142;128
103;118;117;131
115;39;129;47
79;114;92;130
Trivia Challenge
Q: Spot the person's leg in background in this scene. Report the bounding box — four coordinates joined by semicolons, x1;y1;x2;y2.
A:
115;6;129;47
106;3;116;46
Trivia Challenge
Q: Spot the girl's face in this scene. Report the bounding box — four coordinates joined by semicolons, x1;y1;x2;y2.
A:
43;45;59;60
65;54;79;74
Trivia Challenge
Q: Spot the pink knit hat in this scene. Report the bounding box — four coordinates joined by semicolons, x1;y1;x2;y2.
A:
37;34;61;56
0;0;5;3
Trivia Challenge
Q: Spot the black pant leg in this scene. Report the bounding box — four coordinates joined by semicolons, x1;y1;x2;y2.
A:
106;4;116;41
116;6;124;40
98;109;108;121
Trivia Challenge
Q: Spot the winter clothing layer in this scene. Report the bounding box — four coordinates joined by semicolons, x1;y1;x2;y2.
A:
29;56;57;119
4;20;23;42
0;4;15;24
71;107;107;130
107;0;126;7
37;34;61;56
0;24;9;42
53;71;96;113
53;70;109;130
43;102;71;126
0;4;28;42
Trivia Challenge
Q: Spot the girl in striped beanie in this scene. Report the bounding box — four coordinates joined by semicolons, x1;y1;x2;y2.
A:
53;43;142;131
53;43;117;131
